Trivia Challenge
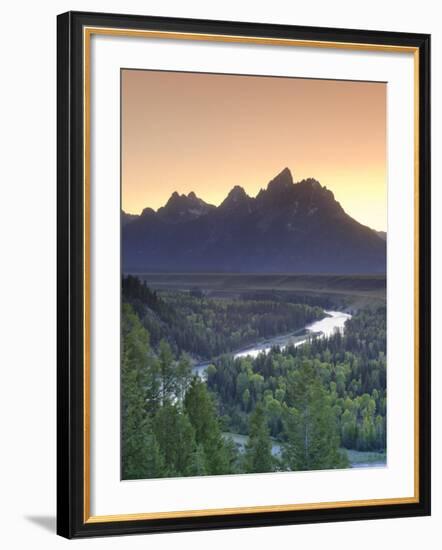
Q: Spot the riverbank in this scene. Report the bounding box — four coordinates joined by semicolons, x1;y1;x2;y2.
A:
193;310;351;375
222;432;386;469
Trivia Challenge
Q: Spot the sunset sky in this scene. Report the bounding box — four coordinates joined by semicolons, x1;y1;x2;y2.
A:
122;69;386;231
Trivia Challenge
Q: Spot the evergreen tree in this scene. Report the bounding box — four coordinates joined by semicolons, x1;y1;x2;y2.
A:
375;414;386;450
121;304;165;479
340;409;358;448
189;444;208;476
153;403;197;477
244;404;274;473
158;339;176;404
283;361;348;471
175;353;193;403
184;378;232;474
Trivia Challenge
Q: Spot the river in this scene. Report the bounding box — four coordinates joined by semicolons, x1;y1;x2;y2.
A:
192;310;386;469
234;310;351;360
222;432;386;468
192;310;352;377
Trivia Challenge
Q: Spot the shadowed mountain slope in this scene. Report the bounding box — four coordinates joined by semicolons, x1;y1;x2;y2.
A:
122;168;386;274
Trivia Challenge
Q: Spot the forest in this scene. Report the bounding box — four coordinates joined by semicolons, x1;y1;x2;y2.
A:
207;306;386;452
121;275;386;480
123;275;324;359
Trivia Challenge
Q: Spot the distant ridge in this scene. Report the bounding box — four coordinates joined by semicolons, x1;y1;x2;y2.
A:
122;168;386;274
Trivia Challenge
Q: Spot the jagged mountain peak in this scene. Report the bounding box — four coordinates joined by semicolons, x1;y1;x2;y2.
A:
166;190;188;205
266;167;294;192
122;167;385;274
165;190;209;207
157;190;215;223
220;185;250;208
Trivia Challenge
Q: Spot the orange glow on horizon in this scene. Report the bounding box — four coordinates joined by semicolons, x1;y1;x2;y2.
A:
122;70;386;231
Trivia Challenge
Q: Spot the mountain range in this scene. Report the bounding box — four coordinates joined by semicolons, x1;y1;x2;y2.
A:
122;168;386;274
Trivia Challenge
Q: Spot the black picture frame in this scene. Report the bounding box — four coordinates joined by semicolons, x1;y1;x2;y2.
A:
57;10;431;539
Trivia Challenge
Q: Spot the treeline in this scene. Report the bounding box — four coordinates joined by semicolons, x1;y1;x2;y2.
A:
122;302;347;479
240;290;341;309
122;275;324;360
207;306;386;453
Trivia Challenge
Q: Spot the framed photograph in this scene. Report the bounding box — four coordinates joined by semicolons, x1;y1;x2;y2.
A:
57;11;431;538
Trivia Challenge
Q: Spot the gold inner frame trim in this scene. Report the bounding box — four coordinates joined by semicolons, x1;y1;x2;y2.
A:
82;26;420;524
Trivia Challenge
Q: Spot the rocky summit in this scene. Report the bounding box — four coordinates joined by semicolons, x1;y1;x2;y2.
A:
122;168;386;274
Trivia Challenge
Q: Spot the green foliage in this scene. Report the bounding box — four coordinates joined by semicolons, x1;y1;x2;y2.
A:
121;304;164;479
121;277;386;480
153;403;197;477
282;361;348;470
121;303;238;479
244;404;274;473
157;340;193;404
184;379;233;474
207;306;386;454
122;275;324;359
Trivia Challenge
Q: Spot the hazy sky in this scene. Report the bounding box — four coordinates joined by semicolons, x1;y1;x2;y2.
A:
122;69;386;231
